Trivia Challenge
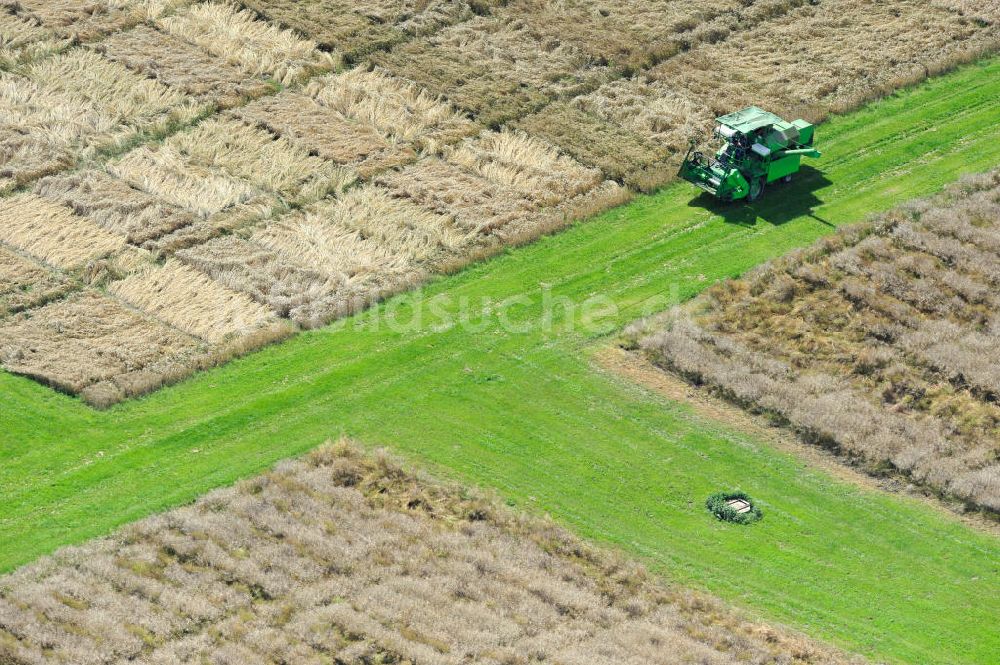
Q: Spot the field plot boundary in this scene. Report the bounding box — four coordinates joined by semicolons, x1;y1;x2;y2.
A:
594;346;1000;537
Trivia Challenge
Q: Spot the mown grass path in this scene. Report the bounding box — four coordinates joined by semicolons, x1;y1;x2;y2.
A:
3;60;1000;664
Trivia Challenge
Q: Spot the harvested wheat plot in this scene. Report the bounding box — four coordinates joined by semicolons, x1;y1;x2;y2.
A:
0;193;126;270
159;1;336;85
0;49;196;192
374;15;611;127
109;259;281;343
0;443;859;665
233;92;416;178
0;247;73;318
34;170;197;247
304;67;477;150
633;171;1000;513
94;26;273;108
0;289;199;395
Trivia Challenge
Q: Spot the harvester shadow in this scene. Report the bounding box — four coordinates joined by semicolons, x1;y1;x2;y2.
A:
686;165;833;227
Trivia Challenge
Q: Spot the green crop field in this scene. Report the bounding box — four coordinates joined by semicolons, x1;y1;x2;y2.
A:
2;59;999;664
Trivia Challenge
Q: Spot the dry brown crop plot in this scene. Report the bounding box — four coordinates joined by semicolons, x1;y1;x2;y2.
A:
571;78;717;157
303;67;478;151
166;116;356;204
237;0;500;60
373;15;612;127
175;235;346;326
236;65;481;179
447;130;604;207
108;258;286;344
517;102;675;191
0;193;126;270
0;0;202;67
2;0;140;44
378;157;538;237
378;129;624;247
159;1;338;85
641;0;1000;125
0;247;74;318
379;0;810;130
107;144;269;221
183;128;622;326
933;0;1000;24
0;5;64;68
34;170;197;247
0;289;201;396
630;171;1000;513
107;116;356;252
499;0;754;72
233;92;417;178
0;48;199;193
237;0;402;58
227;186;456;325
94;26;274;108
0;0;197;68
0;441;862;665
517;0;998;191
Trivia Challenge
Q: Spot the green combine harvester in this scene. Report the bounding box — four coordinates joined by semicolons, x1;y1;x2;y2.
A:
679;106;821;202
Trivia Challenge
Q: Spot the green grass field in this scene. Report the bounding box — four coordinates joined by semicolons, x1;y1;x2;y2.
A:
3;59;1000;664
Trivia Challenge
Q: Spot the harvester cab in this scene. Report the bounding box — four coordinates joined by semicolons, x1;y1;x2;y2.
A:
678;106;821;203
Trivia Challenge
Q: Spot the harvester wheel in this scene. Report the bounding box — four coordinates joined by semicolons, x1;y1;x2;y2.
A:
748;177;765;202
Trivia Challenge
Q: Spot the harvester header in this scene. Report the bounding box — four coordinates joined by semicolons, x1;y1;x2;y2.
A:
679;106;821;202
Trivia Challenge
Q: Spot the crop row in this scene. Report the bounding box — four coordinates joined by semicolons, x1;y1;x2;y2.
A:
0;0;995;406
630;170;1000;513
0;50;618;405
0;441;858;665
